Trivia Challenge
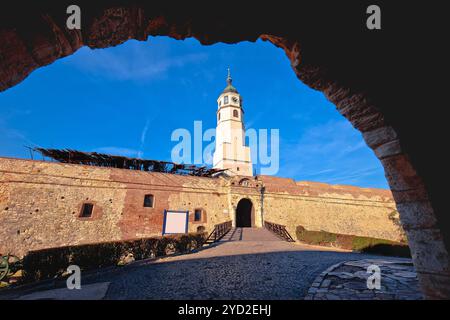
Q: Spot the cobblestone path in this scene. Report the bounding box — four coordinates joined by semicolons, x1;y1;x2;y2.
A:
95;228;420;299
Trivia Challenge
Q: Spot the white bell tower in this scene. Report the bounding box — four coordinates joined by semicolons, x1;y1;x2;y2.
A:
213;69;253;176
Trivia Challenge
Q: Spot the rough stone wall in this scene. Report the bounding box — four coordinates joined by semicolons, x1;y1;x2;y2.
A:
264;189;400;242
0;157;228;256
0;157;126;257
258;176;401;241
0;157;401;258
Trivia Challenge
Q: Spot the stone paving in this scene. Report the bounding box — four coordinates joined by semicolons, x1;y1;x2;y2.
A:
0;228;423;300
305;258;423;300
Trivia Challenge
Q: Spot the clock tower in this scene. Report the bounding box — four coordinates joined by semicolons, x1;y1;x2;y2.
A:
213;69;253;176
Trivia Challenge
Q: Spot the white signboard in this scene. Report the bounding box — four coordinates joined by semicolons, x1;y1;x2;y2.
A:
163;210;188;234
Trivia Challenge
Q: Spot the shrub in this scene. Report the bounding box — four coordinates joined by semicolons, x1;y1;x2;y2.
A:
351;236;394;251
334;234;354;249
295;225;410;258
388;210;408;243
360;243;411;258
22;233;206;283
296;226;337;246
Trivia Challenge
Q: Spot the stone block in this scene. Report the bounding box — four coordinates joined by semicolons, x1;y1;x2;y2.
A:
397;201;437;229
362;126;398;149
417;272;450;299
405;228;450;275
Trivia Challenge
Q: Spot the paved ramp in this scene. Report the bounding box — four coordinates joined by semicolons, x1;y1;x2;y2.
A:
220;227;281;242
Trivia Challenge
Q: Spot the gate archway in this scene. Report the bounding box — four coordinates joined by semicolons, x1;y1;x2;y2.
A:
236;198;254;228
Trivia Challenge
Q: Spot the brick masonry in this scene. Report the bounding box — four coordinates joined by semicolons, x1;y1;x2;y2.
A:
0;157;403;257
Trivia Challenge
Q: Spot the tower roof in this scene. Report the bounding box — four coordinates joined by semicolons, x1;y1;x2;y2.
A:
222;67;238;94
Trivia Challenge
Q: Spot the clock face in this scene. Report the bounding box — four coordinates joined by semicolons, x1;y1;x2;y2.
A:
232;97;238;103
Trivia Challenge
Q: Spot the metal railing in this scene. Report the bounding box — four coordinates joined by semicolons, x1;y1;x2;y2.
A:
264;221;295;242
205;221;232;244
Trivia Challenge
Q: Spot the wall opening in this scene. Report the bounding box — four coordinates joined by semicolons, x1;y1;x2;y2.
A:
143;194;154;208
194;209;202;222
80;203;94;218
236;198;253;228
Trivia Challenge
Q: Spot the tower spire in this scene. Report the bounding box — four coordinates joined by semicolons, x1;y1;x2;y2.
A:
227;67;232;85
222;67;238;94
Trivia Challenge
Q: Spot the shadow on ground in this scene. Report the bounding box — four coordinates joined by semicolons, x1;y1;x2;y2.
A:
0;228;419;300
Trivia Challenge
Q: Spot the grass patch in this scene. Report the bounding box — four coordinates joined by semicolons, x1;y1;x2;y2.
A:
351;236;393;251
296;226;337;246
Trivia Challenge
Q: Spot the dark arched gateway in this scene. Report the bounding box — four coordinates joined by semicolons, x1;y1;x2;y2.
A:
236;198;254;227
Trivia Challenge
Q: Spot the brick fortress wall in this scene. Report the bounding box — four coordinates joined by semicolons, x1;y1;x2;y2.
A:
258;176;400;242
0;157;403;256
0;157;229;256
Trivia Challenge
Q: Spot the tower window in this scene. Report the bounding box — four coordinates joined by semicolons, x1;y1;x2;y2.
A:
80;203;94;218
143;194;154;208
194;209;202;222
224;96;228;104
233;109;239;118
239;178;250;186
218;112;221;121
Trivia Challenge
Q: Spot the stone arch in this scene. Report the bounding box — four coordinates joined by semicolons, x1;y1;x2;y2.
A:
0;2;448;298
236;198;254;228
239;178;251;187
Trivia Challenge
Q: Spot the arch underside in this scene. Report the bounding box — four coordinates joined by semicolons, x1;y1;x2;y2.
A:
0;1;448;298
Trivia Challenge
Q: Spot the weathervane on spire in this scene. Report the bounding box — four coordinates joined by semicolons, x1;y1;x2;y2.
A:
227;67;232;85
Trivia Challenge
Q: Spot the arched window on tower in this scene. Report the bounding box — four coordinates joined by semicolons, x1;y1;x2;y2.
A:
218;112;221;121
239;178;251;187
233;109;239;118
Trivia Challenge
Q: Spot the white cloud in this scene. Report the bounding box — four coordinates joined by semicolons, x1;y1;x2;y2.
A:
0;117;40;148
278;119;385;187
65;41;208;81
137;118;151;158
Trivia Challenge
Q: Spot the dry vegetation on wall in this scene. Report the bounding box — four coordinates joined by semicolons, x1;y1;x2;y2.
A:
21;233;206;283
295;226;410;258
388;210;408;243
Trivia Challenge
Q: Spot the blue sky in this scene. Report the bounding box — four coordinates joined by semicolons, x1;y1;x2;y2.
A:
0;37;388;189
